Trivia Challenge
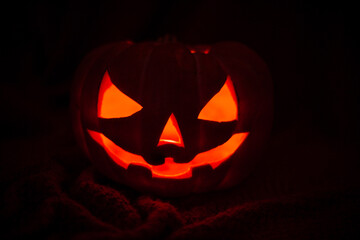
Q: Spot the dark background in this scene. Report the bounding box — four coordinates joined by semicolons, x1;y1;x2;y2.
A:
1;0;359;238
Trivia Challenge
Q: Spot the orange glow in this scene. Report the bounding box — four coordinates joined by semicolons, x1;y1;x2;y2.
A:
98;71;143;118
198;76;238;122
88;129;144;169
87;129;249;179
189;48;209;54
157;114;184;147
152;157;193;179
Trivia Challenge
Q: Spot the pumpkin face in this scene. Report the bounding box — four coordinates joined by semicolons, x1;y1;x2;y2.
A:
72;41;273;196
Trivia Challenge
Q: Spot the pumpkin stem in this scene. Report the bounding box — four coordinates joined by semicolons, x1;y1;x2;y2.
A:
157;34;177;43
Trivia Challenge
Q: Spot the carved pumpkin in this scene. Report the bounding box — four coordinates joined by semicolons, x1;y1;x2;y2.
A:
72;40;273;196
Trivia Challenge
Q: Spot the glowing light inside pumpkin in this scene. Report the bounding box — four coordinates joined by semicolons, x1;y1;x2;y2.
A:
198;76;238;122
157;113;184;147
87;129;249;179
189;48;210;54
98;71;143;118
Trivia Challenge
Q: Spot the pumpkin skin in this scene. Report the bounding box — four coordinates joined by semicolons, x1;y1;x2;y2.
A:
72;40;273;196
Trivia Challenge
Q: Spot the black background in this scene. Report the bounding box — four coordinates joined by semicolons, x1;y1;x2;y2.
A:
1;0;359;237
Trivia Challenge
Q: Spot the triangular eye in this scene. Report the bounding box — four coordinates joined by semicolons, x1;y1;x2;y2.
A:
98;71;143;118
198;76;238;122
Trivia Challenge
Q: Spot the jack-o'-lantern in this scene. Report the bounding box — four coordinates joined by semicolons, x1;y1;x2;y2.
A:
72;40;273;196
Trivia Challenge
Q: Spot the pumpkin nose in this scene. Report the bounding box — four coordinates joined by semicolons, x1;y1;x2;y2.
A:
157;113;184;148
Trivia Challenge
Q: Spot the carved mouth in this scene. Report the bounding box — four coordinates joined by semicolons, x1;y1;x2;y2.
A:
87;129;249;179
